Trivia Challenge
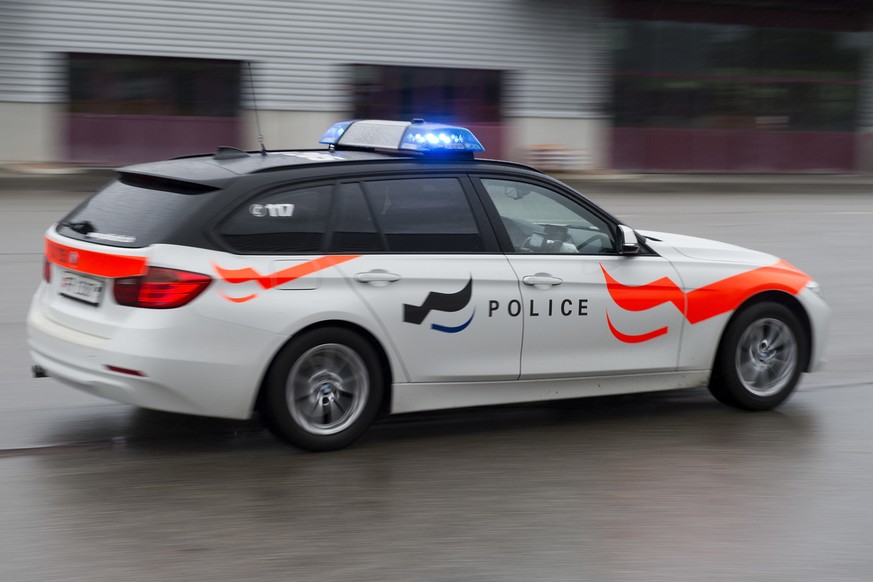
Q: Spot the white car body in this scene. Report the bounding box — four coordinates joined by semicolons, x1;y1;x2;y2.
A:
28;227;828;419
25;119;830;450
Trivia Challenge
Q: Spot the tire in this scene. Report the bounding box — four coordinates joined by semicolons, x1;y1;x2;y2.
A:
262;328;384;451
709;302;808;411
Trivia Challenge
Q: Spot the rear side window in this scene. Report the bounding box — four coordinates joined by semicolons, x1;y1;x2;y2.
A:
57;178;215;248
328;183;384;252
362;177;484;252
219;185;332;253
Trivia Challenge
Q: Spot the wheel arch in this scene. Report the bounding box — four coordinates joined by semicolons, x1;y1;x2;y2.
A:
253;320;394;419
716;290;813;372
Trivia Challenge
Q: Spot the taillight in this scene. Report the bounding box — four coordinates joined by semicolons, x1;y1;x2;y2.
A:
43;258;52;283
114;267;211;309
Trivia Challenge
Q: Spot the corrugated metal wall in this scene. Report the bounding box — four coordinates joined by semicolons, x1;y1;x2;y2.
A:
0;0;609;118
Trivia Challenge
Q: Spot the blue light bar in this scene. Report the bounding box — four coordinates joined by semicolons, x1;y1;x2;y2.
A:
319;119;485;154
319;120;355;145
400;123;485;153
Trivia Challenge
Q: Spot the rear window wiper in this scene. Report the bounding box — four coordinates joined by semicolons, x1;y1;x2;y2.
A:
58;220;95;235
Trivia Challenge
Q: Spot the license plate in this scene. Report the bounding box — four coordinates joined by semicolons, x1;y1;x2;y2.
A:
59;271;104;305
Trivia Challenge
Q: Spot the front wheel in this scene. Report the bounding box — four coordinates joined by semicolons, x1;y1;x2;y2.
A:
709;302;808;411
262;328;384;451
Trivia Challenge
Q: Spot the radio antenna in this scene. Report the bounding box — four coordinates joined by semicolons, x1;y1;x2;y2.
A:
247;61;267;156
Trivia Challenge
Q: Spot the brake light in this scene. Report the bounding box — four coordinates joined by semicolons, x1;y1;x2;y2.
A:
114;267;211;309
43;258;51;283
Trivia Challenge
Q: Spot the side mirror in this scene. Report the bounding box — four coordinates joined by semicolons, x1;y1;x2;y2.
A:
617;224;641;255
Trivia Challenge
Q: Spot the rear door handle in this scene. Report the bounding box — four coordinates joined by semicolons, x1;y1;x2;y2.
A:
354;270;401;286
522;274;563;288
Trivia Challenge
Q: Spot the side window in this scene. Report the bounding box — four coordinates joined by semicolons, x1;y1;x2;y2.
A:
362;177;484;253
219;185;331;253
328;183;385;252
480;179;616;254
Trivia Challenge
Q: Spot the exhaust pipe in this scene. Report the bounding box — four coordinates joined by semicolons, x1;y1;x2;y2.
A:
32;365;48;379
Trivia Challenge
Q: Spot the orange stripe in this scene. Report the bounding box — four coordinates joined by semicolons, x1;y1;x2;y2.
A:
603;260;810;325
45;238;147;278
684;260;810;324
606;312;669;343
213;255;361;290
601;265;685;313
602;260;810;344
217;289;258;303
212;265;263;286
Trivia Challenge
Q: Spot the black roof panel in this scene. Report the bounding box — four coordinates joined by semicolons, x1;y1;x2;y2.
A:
115;147;548;191
117;149;415;183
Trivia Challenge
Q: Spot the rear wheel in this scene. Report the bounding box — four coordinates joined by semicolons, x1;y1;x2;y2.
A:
262;328;384;451
709;302;807;411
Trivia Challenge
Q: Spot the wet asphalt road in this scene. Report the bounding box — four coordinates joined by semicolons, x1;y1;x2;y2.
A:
1;179;872;581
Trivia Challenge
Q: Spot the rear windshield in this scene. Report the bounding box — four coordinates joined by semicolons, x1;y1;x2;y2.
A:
57;177;216;248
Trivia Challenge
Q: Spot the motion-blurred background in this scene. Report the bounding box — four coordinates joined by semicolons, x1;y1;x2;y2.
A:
1;0;870;171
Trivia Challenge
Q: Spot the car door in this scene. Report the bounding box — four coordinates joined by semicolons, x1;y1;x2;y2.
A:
473;176;685;380
331;176;523;383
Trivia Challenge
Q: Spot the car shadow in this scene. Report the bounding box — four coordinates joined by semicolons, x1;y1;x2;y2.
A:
33;387;818;456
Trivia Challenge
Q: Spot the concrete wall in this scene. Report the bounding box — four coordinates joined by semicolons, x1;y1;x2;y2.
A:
509;117;610;171
242;111;345;152
857;132;873;172
0;103;62;163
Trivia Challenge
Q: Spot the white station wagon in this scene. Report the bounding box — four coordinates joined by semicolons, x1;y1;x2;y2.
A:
28;120;829;450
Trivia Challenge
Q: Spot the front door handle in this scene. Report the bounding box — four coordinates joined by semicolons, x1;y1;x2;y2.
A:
354;270;401;286
522;274;563;288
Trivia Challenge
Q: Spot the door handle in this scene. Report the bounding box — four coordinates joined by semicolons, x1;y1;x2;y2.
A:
522;274;563;288
354;270;401;285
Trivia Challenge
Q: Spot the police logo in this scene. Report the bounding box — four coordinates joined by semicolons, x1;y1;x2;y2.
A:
403;277;475;333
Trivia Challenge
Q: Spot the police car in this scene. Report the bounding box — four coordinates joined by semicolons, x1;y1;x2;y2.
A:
27;119;830;451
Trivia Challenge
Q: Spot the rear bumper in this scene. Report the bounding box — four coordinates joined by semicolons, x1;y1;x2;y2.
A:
27;304;278;420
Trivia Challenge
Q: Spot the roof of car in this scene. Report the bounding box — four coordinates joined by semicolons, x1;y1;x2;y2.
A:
118;148;543;185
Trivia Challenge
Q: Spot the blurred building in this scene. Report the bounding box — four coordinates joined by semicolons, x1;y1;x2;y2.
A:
0;0;870;172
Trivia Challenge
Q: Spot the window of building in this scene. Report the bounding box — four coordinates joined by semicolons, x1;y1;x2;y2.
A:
68;53;240;117
350;64;503;124
612;20;865;132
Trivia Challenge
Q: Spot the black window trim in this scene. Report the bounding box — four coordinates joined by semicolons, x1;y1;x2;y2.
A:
210;171;504;256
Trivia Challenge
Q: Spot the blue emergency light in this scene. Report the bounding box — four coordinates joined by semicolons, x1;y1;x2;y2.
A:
319;120;354;145
320;119;485;154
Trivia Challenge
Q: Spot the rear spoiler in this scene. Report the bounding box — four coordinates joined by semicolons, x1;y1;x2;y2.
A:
117;172;220;195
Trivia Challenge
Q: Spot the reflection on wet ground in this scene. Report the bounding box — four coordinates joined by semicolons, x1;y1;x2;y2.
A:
6;386;872;582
